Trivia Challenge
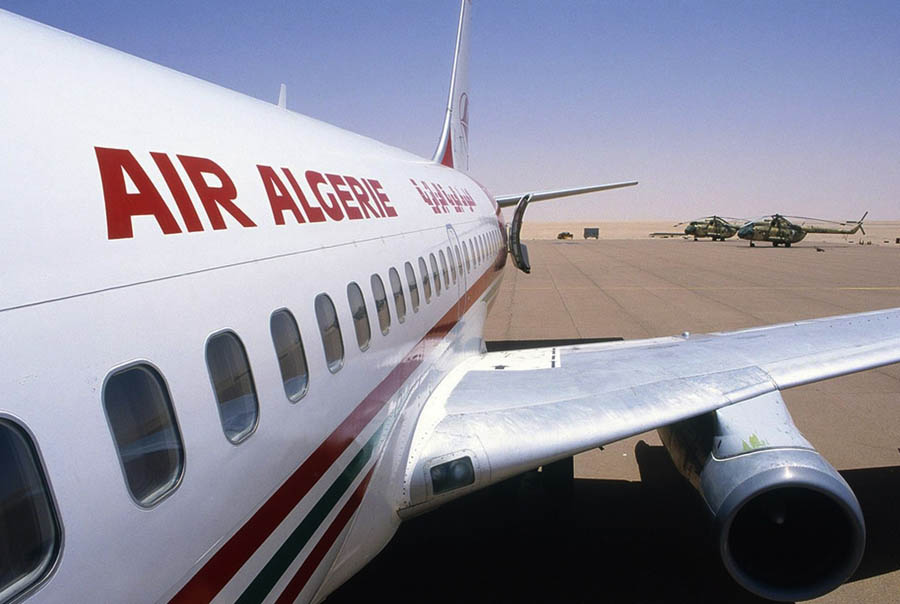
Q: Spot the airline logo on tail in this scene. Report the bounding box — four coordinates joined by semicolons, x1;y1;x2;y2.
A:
459;92;469;144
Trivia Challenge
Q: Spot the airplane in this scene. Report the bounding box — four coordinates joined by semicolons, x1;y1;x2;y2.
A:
676;215;747;241
737;212;868;247
1;3;899;604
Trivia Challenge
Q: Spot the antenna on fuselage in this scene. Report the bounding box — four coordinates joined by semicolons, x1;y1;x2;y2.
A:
277;83;287;109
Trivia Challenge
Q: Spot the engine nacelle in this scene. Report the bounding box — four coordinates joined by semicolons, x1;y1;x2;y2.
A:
659;390;865;602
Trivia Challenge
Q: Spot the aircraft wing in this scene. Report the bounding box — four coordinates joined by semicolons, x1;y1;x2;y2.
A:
401;307;900;513
494;181;638;208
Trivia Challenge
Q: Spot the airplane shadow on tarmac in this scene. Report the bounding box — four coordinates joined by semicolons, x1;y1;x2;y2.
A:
328;442;900;604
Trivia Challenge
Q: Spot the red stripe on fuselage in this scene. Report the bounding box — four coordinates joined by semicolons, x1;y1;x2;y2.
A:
274;467;376;604
169;244;506;602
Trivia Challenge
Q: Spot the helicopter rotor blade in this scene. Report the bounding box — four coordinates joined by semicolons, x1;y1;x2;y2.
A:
857;211;868;236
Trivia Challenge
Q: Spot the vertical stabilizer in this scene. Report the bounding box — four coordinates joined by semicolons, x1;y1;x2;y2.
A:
432;0;472;172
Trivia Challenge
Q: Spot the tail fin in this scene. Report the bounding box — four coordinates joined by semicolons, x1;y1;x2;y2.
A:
432;0;472;171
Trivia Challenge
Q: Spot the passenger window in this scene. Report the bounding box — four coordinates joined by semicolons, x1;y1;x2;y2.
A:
439;250;450;288
270;309;309;402
370;273;391;335
315;293;344;372
455;244;463;277
464;242;471;272
104;363;184;505
445;247;456;284
347;282;371;351
206;332;260;444
419;257;432;302
404;262;420;312
0;420;61;602
389;267;407;323
429;253;441;295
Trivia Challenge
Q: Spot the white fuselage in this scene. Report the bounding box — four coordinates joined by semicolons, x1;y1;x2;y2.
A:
0;10;506;603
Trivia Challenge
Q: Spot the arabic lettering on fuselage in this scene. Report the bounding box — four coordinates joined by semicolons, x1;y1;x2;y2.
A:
409;178;476;215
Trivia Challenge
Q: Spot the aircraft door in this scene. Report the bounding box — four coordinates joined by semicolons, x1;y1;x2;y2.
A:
446;224;466;320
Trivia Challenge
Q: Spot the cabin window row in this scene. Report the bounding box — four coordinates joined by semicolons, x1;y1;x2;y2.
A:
0;229;506;603
98;241;499;509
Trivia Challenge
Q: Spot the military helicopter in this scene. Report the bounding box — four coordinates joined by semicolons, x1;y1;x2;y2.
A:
737;212;868;247
675;216;748;240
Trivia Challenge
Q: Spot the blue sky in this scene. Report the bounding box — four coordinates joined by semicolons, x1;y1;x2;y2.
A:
2;1;897;220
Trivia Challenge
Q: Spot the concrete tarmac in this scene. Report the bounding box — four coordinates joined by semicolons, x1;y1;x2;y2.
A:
330;238;900;603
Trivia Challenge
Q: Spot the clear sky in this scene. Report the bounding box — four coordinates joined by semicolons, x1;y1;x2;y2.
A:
2;1;897;221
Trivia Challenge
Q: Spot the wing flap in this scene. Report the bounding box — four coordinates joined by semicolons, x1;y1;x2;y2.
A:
401;308;900;514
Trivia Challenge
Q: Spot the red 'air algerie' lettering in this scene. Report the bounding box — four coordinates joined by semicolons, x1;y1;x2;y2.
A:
97;148;399;239
326;174;363;220
306;170;345;221
256;164;398;226
366;179;397;217
345;176;380;218
179;155;257;230
151;152;204;232
258;165;306;225
96;147;182;240
97;147;259;239
283;168;327;223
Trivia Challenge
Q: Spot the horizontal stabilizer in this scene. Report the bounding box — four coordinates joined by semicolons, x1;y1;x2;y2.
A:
495;181;638;208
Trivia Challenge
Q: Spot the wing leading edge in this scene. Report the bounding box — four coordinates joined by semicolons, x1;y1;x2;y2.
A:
494;181;638;208
400;307;900;514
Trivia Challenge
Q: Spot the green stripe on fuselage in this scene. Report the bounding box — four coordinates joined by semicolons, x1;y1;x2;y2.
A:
236;422;386;604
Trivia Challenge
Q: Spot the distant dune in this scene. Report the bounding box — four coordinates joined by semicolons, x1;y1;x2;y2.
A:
521;221;900;245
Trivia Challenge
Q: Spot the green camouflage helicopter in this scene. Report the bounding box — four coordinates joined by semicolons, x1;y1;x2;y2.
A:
737;212;867;247
676;216;748;240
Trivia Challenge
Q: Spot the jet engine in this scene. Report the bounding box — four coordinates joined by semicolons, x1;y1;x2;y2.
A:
658;391;865;602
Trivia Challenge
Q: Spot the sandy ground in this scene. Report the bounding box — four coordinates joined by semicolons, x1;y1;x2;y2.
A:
522;220;900;246
330;236;900;604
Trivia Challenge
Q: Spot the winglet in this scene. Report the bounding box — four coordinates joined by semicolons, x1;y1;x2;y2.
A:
277;83;287;109
432;0;472;172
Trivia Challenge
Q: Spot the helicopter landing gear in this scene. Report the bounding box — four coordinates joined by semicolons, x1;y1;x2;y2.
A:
772;242;779;247
785;242;791;248
749;242;755;247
